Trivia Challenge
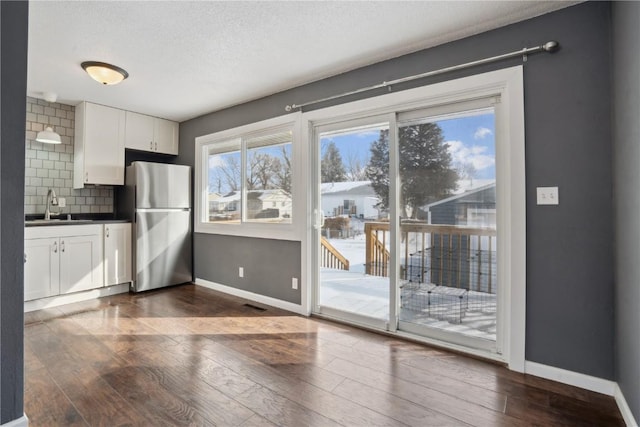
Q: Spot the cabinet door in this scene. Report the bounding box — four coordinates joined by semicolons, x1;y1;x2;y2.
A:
125;111;155;152
83;103;125;185
24;238;60;301
104;223;132;286
59;234;104;294
154;118;179;155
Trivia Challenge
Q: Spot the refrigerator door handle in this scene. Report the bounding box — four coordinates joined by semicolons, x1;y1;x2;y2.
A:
134;188;137;222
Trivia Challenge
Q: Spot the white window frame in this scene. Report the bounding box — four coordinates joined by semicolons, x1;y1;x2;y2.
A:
195;112;303;241
300;66;525;371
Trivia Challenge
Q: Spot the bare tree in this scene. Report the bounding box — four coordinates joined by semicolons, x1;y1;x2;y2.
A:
247;152;279;190
213;154;241;193
455;161;477;186
345;149;369;181
274;146;292;194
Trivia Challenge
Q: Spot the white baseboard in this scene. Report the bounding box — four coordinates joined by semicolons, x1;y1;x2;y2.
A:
524;361;616;396
195;278;306;315
24;283;130;313
524;362;640;425
615;383;639;427
2;414;28;427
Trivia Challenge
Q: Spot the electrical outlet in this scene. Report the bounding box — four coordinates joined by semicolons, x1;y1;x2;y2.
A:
57;197;66;208
292;278;298;290
536;186;559;205
238;267;244;278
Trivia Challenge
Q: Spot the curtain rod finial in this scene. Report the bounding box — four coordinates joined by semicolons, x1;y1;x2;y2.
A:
543;41;559;53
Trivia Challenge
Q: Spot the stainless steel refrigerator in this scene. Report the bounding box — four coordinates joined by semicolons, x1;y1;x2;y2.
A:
124;161;192;292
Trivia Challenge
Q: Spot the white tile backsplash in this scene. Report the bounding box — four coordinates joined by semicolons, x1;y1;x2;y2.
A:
24;97;113;215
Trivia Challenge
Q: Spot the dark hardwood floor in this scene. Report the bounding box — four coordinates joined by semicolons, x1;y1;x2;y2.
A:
24;284;623;426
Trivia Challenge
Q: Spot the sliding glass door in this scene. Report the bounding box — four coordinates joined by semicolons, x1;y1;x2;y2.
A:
396;102;499;351
312;98;504;354
313;117;393;328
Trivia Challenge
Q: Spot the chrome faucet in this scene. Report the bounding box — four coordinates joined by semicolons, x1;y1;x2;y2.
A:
44;188;59;220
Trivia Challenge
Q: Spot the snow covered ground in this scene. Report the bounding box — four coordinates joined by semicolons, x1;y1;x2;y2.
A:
320;236;496;342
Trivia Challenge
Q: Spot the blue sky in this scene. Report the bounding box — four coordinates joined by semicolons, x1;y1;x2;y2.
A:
210;111;496;193
321;111;496;180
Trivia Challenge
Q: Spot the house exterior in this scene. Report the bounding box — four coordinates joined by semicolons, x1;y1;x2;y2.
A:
247;189;292;219
421;181;496;226
321;180;380;219
209;189;292;220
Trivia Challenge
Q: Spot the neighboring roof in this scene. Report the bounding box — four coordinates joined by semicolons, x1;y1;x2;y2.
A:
424;181;496;210
321;181;375;195
210;189;291;203
452;179;496;195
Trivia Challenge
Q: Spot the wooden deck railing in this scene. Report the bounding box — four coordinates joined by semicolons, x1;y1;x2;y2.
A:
364;222;390;277
321;237;350;270
365;221;497;293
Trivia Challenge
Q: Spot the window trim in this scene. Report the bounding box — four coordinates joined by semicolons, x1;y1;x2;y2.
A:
195;113;302;240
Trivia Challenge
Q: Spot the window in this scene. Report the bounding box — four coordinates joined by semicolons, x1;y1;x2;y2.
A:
245;131;293;223
195;114;300;239
207;139;241;223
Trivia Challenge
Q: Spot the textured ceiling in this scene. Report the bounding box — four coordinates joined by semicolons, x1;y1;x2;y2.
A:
27;1;576;122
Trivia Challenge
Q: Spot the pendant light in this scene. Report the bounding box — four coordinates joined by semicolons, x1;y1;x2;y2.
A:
81;61;129;85
35;127;61;144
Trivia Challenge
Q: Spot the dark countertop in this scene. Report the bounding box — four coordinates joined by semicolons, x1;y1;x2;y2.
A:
25;219;131;227
24;213;131;227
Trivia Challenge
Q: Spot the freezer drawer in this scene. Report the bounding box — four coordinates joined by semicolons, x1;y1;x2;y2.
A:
133;210;191;292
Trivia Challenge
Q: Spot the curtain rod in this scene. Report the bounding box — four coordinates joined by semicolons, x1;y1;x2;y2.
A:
285;41;559;112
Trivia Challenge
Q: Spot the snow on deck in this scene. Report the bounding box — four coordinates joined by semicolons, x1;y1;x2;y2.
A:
321;236;496;342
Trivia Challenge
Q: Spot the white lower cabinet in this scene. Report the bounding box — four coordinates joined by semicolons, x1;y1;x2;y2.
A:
58;233;103;294
24;224;111;302
104;223;132;286
24;237;60;301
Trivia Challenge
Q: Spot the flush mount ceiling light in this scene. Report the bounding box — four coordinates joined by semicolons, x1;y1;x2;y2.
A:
81;61;129;85
35;127;61;144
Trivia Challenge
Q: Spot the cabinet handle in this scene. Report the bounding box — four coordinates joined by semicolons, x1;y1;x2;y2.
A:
24;253;27;264
155;142;158;151
106;227;110;238
150;141;153;150
61;240;65;253
85;172;88;182
53;241;58;253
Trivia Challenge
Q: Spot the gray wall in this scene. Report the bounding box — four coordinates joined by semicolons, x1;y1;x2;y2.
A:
194;234;301;304
1;1;28;423
613;2;640;422
180;2;615;379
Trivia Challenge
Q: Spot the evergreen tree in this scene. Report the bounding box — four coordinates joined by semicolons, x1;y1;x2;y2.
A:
366;123;458;218
321;141;347;183
365;130;390;208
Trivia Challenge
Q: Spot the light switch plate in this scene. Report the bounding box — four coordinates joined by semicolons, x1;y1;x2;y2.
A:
536;187;559;205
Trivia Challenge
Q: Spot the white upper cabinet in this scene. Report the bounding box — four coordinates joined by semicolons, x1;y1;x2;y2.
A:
74;102;126;188
154;117;179;155
125;111;179;155
124;111;154;152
